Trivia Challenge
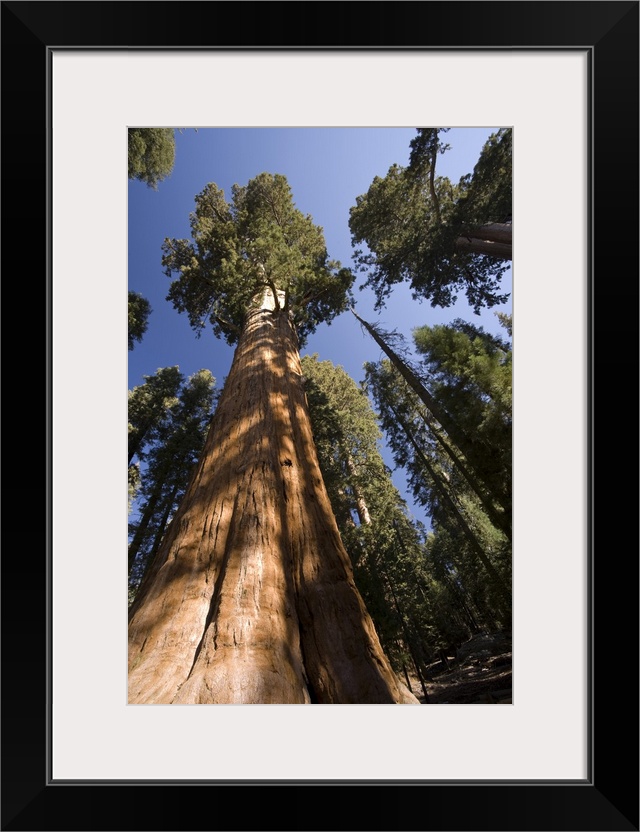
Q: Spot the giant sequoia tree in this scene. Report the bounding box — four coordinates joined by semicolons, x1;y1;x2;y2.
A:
128;173;418;704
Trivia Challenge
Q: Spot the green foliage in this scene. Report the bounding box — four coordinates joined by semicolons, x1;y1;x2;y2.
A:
413;320;511;408
128;369;216;599
412;318;512;514
496;311;513;338
128;291;152;350
349;128;511;313
301;354;460;676
408;128;451;173
448;128;512;231
364;347;511;630
128;463;141;513
162;173;354;346
128;128;176;189
301;354;384;520
128;366;183;464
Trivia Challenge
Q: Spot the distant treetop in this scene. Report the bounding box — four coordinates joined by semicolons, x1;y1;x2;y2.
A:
128;290;152;350
128;128;176;190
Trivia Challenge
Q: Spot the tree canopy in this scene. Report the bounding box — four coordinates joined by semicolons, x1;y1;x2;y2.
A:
364;356;511;628
128;290;152;350
128;368;216;601
128;365;182;464
349;128;512;313
301;355;436;686
161;172;354;345
412;315;512;524
128;128;176;190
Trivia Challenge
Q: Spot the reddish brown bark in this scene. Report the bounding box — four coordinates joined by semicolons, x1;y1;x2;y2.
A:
128;305;418;704
455;221;512;260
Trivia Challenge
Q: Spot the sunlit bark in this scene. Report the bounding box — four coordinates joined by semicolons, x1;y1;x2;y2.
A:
128;301;418;704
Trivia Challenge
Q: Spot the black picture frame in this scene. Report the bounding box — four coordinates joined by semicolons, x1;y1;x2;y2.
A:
2;2;638;830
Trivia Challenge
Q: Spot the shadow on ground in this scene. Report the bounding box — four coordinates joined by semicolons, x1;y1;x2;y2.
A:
407;631;512;704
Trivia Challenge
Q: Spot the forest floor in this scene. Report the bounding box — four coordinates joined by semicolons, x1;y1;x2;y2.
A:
405;630;513;704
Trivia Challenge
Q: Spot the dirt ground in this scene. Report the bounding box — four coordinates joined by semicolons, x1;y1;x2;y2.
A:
405;631;512;704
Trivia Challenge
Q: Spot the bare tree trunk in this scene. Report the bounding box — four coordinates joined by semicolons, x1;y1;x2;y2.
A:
345;454;372;526
128;304;417;704
455;222;512;259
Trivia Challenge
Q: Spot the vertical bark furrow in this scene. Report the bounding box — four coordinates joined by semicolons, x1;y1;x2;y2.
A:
167;310;309;703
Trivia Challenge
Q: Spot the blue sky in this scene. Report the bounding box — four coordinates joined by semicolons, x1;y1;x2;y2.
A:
128;127;512;529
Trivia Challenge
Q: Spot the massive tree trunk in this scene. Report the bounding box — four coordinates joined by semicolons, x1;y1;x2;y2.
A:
128;302;417;704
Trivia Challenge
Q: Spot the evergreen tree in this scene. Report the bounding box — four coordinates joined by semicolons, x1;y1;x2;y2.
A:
301;354;454;695
128;290;152;350
128;173;418;704
351;308;511;534
128;128;176;190
364;357;511;627
412;315;512;528
349;128;512;312
128;369;216;600
128;366;182;465
128;462;141;513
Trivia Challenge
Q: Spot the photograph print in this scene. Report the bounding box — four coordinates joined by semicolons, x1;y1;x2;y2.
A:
127;126;512;705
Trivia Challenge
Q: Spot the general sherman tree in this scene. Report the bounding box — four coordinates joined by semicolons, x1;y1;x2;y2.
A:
128;173;419;704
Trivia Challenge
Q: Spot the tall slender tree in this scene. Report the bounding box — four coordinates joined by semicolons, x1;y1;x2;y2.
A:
300;354;460;694
128;366;183;527
128;173;418;704
364;357;511;626
351;308;510;534
412;316;512;527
